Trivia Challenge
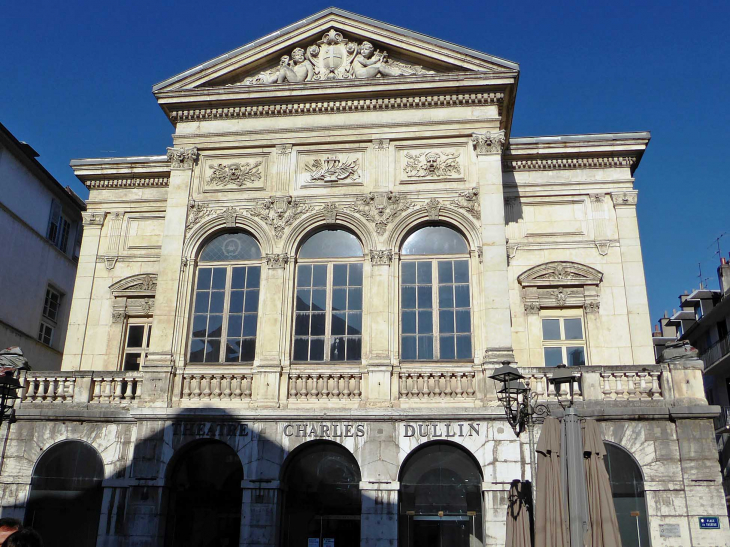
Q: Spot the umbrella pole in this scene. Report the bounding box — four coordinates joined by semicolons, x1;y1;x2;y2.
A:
564;408;590;546
527;419;537;503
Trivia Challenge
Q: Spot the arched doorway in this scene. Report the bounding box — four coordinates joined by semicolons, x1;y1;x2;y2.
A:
399;442;483;547
24;440;104;547
165;440;243;547
280;441;361;547
604;443;650;547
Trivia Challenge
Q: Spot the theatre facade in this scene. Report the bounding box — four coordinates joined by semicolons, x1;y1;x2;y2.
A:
0;8;727;547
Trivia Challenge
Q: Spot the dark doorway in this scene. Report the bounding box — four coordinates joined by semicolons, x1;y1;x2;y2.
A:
280;441;361;547
165;441;243;547
604;443;650;547
399;443;483;547
24;441;104;547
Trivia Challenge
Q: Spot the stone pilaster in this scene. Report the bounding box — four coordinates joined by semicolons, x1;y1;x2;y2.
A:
472;131;514;364
274;144;293;193
61;211;105;371
372;139;390;189
240;480;280;547
366;250;393;404
610;190;654;363
360;480;398;547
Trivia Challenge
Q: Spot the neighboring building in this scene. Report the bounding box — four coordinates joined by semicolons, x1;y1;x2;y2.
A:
654;257;730;508
0;122;85;370
0;9;727;547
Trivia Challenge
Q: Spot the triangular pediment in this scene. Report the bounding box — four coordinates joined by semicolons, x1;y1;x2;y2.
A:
153;8;518;93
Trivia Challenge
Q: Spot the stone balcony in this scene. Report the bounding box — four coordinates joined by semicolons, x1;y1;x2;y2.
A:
14;360;708;412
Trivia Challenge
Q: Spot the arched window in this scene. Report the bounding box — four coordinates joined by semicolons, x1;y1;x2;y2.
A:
399;443;483;547
400;225;472;360
25;441;104;547
281;442;361;547
189;232;262;363
604;443;650;547
165;441;243;547
294;229;364;362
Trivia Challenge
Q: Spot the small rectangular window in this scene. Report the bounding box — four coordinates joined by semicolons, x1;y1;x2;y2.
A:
542;317;587;367
38;322;54;346
122;321;152;371
42;288;61;322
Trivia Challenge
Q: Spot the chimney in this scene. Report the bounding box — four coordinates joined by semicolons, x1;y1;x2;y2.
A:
719;255;730;296
680;291;689;304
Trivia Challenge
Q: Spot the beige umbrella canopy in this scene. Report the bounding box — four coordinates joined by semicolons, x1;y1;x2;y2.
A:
506;479;532;547
583;419;622;547
534;417;569;547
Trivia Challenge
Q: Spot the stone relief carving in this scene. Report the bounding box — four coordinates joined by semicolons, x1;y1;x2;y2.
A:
265;254;289;268
595;241;610;256
305;156;360;183
207;161;263;188
424;198;440;220
186;200;215;233
167;147;198;168
404;151;461;178
112;310;126;323
370;250;393;265
518;261;603;313
250;196;312;239
321;203;338;223
451;188;480;219
346;192;415;235
241;29;434;85
82;211;105;226
222;207;244;227
611;191;638;207
471;131;506;155
373;139;389;150
584;301;601;313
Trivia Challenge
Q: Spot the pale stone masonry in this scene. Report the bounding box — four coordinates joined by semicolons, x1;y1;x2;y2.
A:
0;8;726;547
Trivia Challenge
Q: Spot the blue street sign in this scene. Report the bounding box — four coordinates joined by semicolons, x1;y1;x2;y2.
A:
699;517;720;529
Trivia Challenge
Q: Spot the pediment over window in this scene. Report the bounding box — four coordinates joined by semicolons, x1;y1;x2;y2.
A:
153;9;517;93
110;274;158;297
518;262;603;314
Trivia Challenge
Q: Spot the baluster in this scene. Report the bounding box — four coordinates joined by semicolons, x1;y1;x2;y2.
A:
466;373;475;397
243;376;252;398
288;375;298;400
233;376;243;399
626;373;638;400
55;379;66;402
200;375;210;400
409;374;418;399
423;375;432;398
399;375;408;400
310;374;320;399
636;372;649;399
650;372;662;399
123;379;135;401
353;375;361;399
212;376;222;400
101;379;112;403
26;378;36;402
300;375;310;399
601;373;612;399
333;375;342;399
343;375;351;399
113;379;123;403
45;378;56;402
573;376;582;399
182;376;192;399
444;374;453;398
614;374;625;400
322;375;331;399
91;379;102;403
547;375;556;398
222;375;232;400
66;378;76;402
192;375;202;400
455;373;464;398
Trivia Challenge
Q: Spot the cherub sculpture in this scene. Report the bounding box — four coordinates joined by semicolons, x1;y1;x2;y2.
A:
352;41;402;79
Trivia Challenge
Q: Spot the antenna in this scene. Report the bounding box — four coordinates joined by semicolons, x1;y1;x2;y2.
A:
709;233;727;263
698;262;710;290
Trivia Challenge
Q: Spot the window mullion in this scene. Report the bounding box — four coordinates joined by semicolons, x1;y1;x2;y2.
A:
432;260;440;360
325;263;333;362
220;266;233;362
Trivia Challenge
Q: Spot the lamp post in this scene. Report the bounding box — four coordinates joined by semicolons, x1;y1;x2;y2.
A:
548;365;589;547
0;371;21;428
489;362;549;500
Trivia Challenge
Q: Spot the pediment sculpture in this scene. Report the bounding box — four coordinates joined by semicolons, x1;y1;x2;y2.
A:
241;29;435;85
518;261;603;313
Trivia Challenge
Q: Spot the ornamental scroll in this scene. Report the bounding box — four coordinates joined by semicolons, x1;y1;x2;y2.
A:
241;29;435;85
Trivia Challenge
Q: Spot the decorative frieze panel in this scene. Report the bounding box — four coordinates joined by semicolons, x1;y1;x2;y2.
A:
250;196;312;239
200;153;269;192
396;145;466;183
297;149;365;187
346;191;415;235
518;261;603;313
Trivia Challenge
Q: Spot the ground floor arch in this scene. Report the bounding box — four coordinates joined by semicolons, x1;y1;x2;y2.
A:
24;440;104;547
399;441;484;547
280;440;362;547
164;439;243;547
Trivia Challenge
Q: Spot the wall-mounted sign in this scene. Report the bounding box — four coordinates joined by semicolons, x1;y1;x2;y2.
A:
403;423;481;438
283;423;365;438
699;517;720;529
659;524;681;538
172;421;250;438
323;539;334;547
307;539;319;547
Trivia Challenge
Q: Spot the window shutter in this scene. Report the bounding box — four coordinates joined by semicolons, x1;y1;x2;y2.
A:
46;200;61;244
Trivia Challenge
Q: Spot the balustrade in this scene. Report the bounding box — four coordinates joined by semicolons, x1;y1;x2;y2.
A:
398;371;476;400
181;372;253;402
288;372;362;401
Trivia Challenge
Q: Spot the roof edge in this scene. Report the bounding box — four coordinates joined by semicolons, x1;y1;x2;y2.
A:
70;155;168;167
510;131;651;144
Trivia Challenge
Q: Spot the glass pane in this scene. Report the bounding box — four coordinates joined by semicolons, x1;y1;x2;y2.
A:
347;312;362;336
146;327;152;348
127;325;145;348
331;337;346;361
564;318;583;340
196;268;212;290
402;311;417;334
417;311;433;334
241;338;256;361
402;336;417;359
417;262;432;284
310;313;326;336
567;346;586;367
229;291;244;314
311;289;326;312
348;288;362;310
294;314;310;336
346;337;362;361
402;262;416;284
298;230;363;258
544;347;563;367
231;267;246;290
438;261;453;283
293;338;309;360
440;335;455;360
244;290;259;312
297;265;312;287
296;289;311;311
331;312;347;335
402;226;468;255
333;264;348;287
227;315;242;338
349;263;363;286
242;314;257;337
439;285;454;308
439;310;455;334
417;286;432;309
453;260;469;283
200;232;262;261
454;285;470;308
309;339;325;361
209;292;225;314
205;340;221;362
212;268;227;290
456;335;472;359
402;286;416;309
455;310;471;333
208;315;223;337
190;339;205;362
542;319;561;341
192;315;208;339
194;292;210;314
123;352;141;371
226;341;240;362
246;267;260;288
312;265;327;287
417;336;434;359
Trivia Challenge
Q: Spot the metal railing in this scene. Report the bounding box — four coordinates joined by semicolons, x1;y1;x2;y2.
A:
701;334;730;369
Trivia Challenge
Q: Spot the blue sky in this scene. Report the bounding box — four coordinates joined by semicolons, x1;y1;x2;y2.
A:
1;0;728;324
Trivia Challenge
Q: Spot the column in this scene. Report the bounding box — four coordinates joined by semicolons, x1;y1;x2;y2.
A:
256;256;288;406
240;480;280;547
473;131;514;365
143;147;197;405
610;191;654;364
360;480;399;547
482;483;509;547
61;211;105;371
367;252;392;405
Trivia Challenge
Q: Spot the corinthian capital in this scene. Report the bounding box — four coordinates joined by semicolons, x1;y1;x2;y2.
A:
167;147;199;169
472;131;506;155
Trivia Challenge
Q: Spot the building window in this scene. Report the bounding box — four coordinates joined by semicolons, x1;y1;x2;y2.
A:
38;322;54;346
122;321;152;371
400;225;472;361
38;286;61;347
542;317;586;367
293;229;363;362
189;232;262;364
46;200;72;254
604;443;650;546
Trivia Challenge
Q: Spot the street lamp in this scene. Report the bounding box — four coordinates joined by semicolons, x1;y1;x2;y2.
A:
0;371;21;427
489;362;549;499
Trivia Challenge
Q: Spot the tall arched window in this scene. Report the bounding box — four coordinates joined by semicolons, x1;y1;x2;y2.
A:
294;229;364;362
25;441;104;547
189;232;262;363
165;441;243;547
604;443;650;546
399;443;483;547
400;225;472;360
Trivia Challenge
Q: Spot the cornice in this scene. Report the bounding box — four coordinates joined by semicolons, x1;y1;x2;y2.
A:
168;91;504;123
84;177;170;189
503;156;637;172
